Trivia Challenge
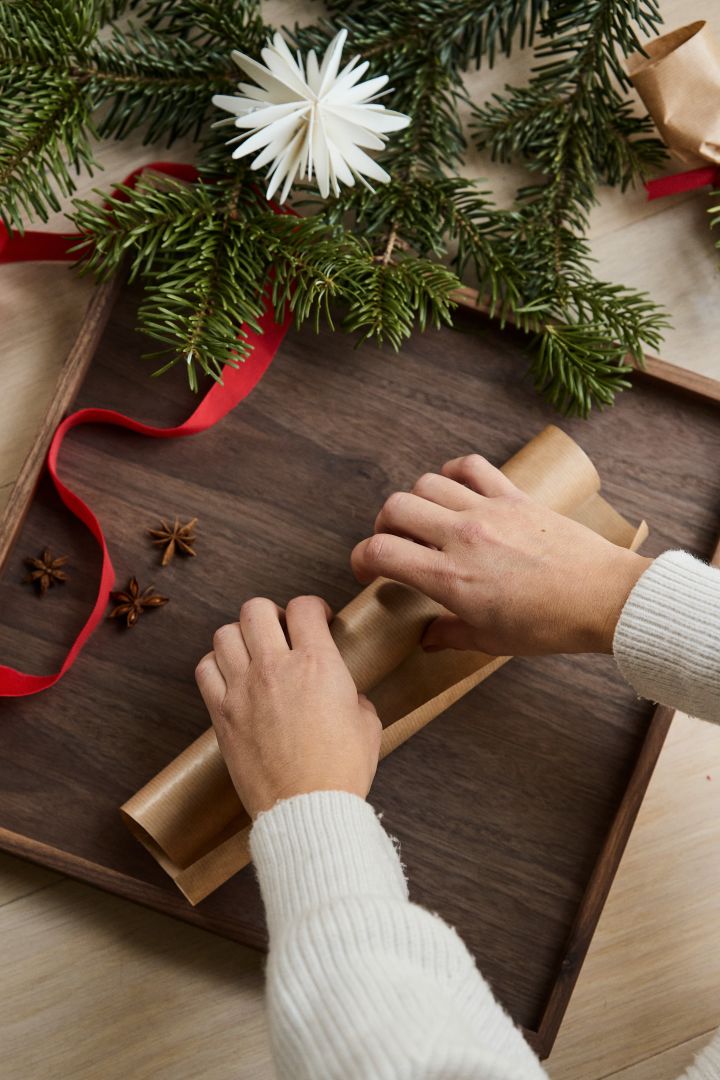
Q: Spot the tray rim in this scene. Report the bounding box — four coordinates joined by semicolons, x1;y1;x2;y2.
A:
1;276;718;1058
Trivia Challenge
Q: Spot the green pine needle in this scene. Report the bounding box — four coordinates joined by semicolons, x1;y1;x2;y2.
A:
0;0;673;415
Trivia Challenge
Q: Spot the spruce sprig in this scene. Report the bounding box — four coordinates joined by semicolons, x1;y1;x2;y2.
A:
0;1;100;62
709;192;720;255
87;26;234;144
70;169;459;381
472;0;669;412
137;0;265;51
0;0;671;415
72;175;266;386
0;70;97;230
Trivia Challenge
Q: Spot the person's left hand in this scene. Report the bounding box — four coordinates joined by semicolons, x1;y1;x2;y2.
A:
195;596;382;819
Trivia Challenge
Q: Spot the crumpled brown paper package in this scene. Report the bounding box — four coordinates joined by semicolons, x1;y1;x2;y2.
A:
628;20;720;165
121;425;647;904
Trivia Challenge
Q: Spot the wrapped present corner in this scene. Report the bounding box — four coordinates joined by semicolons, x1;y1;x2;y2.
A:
121;425;648;904
628;20;720;166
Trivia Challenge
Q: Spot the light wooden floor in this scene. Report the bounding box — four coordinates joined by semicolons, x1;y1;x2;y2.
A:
2;3;720;1077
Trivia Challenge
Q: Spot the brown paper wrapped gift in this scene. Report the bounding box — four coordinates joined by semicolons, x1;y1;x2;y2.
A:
121;425;647;904
628;21;720;165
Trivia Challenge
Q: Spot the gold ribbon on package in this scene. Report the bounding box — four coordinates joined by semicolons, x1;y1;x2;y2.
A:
121;426;648;905
628;21;720;166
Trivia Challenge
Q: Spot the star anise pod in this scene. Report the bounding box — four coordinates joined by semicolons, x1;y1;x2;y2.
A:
23;548;70;595
148;517;198;566
109;577;168;628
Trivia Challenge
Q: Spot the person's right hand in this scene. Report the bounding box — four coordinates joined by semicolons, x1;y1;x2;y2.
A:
195;596;381;819
351;454;651;657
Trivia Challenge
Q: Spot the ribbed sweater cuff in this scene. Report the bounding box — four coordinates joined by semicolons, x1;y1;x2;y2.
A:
685;1029;720;1079
250;791;409;939
614;550;720;720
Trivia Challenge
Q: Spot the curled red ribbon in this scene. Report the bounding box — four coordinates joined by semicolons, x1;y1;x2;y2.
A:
0;163;292;696
645;165;720;200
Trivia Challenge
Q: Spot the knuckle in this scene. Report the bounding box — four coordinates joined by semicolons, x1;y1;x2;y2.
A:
254;658;279;683
194;653;213;683
212;623;234;650
364;533;388;565
455;518;487;547
457;453;487;477
412;472;437;495
286;594;320;612
215;697;235;731
383;490;408;517
241;596;268;617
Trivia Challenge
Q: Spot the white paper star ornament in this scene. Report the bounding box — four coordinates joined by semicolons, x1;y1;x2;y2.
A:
212;30;411;203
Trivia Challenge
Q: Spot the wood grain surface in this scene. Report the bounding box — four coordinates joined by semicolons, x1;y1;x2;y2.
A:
0;277;123;571
1;282;718;1055
3;3;720;1074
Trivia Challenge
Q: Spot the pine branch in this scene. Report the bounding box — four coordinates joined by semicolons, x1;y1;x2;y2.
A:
416;0;548;67
532;0;663;93
96;0;133;20
0;0;673;414
475;0;667;192
0;72;96;230
298;1;549;70
71;168;458;380
0;3;104;227
710;192;720;254
70;173;223;279
136;0;266;52
0;1;99;63
263;215;365;331
321;175;523;319
84;25;235;144
470;0;669;413
521;279;668;414
530;322;634;415
287;13;475;356
436;180;523;319
386;50;466;175
139;219;267;390
342;256;458;351
0;4;240;225
72;174;271;386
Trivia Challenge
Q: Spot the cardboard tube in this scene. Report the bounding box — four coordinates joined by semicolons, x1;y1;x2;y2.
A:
121;426;647;904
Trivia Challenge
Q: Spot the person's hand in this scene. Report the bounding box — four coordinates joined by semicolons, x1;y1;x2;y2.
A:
351;454;651;656
195;596;381;819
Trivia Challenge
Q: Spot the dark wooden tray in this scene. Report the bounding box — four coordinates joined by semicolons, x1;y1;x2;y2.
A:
1;278;719;1058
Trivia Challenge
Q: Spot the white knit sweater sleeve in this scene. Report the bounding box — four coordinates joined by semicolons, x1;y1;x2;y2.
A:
249;549;720;1080
680;1029;720;1079
613;549;720;1079
250;790;548;1080
613;549;720;723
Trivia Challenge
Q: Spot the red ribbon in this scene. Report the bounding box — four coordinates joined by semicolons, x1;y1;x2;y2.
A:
645;165;720;200
0;163;292;696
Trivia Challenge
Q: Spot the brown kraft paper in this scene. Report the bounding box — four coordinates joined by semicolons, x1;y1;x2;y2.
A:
627;21;720;165
121;425;648;904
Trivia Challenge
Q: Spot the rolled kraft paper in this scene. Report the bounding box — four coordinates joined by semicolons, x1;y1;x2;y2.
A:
628;21;720;166
121;425;648;904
